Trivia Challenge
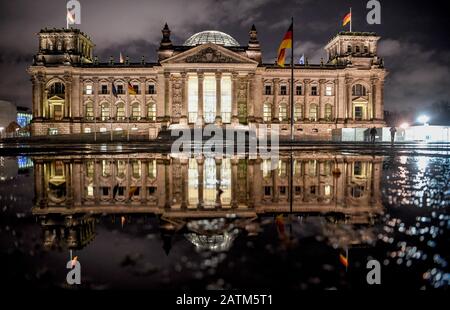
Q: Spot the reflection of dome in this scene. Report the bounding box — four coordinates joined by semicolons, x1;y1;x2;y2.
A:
185;232;237;252
185;218;239;252
184;30;240;47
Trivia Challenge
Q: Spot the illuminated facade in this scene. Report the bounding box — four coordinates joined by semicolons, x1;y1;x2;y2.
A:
28;25;386;139
32;153;383;251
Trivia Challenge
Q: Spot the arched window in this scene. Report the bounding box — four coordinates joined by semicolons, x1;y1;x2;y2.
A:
116;102;125;120
347;45;352;53
309;104;318;121
101;103;110;121
85;102;94;120
263;103;271;122
355;45;360;53
147;103;156;121
294;104;303;121
131;103;140;120
352;84;367;96
48;82;65;97
279;103;287;121
325;104;333;121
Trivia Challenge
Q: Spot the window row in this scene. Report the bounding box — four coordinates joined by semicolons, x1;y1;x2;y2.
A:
84;102;156;121
264;84;334;96
263;103;334;122
86;159;158;179
84;84;156;95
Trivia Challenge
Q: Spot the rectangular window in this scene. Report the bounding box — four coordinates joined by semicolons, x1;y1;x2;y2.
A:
188;76;198;123
102;187;109;196
203;76;216;124
280;85;287;95
85;85;93;95
264;186;271;196
263;104;272;122
101;85;108;94
148;186;156;195
221;76;232;123
354;106;363;120
354;161;362;176
296;85;302;95
295;186;302;196
265;85;272;95
118;186;125;196
133;85;139;94
325;85;333;96
117;85;124;94
148;84;155;94
311;86;318;96
279;186;287;196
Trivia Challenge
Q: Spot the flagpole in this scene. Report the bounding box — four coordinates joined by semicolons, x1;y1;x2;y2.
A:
290;16;294;143
350;7;352;32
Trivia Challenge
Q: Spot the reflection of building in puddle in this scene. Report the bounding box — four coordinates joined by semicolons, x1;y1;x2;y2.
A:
32;153;383;250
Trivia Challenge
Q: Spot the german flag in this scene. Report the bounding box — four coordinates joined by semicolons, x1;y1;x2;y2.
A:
277;22;293;67
128;82;136;95
343;11;352;26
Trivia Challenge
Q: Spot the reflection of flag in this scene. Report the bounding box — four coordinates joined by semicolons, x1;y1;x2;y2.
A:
275;214;286;236
128;82;136;95
119;52;124;64
67;9;76;24
343;11;352;26
276;22;293;67
71;256;78;268
339;253;348;268
299;54;305;65
112;84;118;98
128;186;138;199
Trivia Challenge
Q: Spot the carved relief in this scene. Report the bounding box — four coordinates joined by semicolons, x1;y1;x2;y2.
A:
237;78;247;101
184;47;236;63
171;76;182;117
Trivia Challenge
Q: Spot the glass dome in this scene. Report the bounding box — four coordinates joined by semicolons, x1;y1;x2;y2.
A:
184;30;240;47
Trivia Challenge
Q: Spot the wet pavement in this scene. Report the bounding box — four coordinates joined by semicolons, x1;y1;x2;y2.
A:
0;148;449;289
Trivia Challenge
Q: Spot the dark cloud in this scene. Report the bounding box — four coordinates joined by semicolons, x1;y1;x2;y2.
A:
0;0;449;112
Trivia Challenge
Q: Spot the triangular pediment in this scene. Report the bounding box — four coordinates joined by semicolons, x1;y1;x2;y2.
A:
161;43;258;65
352;97;368;103
48;95;65;101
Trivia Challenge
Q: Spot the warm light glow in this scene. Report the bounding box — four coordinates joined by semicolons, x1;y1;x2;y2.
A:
400;122;409;129
417;115;429;125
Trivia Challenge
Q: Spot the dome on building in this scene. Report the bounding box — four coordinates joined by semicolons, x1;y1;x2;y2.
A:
184;30;240;47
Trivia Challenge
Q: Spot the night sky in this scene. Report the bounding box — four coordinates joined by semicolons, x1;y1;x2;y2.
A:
0;0;449;112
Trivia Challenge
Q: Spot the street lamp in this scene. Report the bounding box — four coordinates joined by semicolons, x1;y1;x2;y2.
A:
417;115;430;126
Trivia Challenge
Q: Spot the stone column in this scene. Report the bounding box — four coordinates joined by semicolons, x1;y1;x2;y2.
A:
164;159;171;208
140;77;146;119
375;78;384;120
334;79;339;120
272;78;279;122
32;75;43;118
215;72;222;125
197;72;204;126
180;72;188;125
64;78;72;118
303;79;310;121
345;77;353;119
319;79;325;120
180;157;188;209
93;77;99;121
71;75;80;119
231;72;239;124
247;73;255;122
164;72;170;120
247;160;255;208
215;157;222;207
231;157;238;208
197;156;204;208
